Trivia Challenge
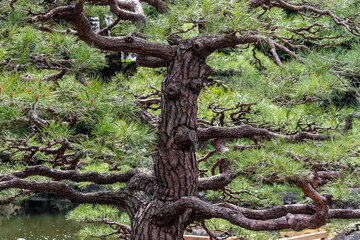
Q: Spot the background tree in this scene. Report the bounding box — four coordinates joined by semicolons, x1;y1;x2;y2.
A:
1;0;360;239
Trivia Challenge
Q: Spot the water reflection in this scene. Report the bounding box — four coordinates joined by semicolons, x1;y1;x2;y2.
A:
0;214;81;240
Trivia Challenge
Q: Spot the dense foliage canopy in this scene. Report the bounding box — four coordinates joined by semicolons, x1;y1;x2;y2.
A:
1;0;360;239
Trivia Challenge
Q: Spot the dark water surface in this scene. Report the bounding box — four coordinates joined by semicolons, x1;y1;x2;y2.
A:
0;214;81;240
0;194;81;240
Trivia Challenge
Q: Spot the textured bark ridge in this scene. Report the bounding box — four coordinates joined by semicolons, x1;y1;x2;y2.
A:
131;199;190;240
155;39;210;201
130;39;211;239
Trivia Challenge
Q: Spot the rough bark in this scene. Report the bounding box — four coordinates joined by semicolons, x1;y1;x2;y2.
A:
129;39;212;239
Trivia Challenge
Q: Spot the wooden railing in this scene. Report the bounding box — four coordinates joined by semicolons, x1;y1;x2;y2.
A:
278;231;328;240
184;231;328;240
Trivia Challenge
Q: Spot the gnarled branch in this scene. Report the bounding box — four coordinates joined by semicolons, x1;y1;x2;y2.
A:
141;0;167;13
6;165;139;184
198;159;236;191
272;0;360;36
108;0;146;24
152;182;360;231
33;2;175;61
0;176;126;206
198;125;332;142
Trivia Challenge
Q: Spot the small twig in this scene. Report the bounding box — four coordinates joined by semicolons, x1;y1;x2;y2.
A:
252;44;263;70
201;220;220;240
345;223;360;236
197;149;218;163
223;187;267;200
97;17;121;35
85;218;131;239
0;189;34;204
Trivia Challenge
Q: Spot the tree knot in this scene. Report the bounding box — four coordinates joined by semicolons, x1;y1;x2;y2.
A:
125;34;133;43
192;40;207;58
167;35;183;45
164;82;181;100
322;193;333;204
188;78;203;94
175;126;198;149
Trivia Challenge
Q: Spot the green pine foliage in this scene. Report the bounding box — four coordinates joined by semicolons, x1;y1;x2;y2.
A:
0;73;156;165
1;0;360;239
66;204;130;239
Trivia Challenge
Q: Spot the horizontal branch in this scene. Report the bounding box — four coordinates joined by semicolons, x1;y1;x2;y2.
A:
216;202;315;220
33;3;175;61
152;181;355;231
330;209;360;219
151;196;360;231
200;35;260;55
137;98;161;105
151;196;289;230
6;165;139;184
197;125;332;142
136;55;168;68
0;177;126;206
262;171;340;186
218;202;360;221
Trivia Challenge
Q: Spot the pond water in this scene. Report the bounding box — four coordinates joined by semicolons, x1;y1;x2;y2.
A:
0;214;81;240
0;197;81;240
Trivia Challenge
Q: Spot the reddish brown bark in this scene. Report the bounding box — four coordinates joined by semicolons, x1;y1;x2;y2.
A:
129;39;212;239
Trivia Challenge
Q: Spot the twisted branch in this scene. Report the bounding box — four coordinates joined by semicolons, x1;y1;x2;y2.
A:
0;176;125;206
5;165;139;184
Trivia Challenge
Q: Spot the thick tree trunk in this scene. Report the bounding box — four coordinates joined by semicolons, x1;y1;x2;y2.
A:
131;40;211;239
131;200;189;240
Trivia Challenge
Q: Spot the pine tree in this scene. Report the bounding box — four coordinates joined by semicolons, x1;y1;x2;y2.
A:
1;0;360;239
